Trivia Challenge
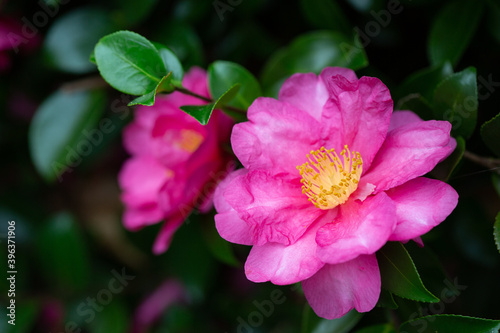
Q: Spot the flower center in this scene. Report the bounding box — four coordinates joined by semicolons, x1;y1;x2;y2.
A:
297;145;363;210
176;129;204;152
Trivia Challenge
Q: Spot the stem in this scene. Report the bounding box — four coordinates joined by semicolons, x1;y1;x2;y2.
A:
174;86;247;114
463;150;500;174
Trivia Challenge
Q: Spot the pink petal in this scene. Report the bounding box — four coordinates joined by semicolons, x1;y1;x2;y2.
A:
316;192;397;264
388;110;423;131
244;210;336;285
278;72;329;121
152;214;185;254
386;177;458;242
122;205;164;230
361;120;456;193
214;169;253;245
302;254;380;319
223;170;324;246
231;97;321;175
320;75;393;171
122;122;152;156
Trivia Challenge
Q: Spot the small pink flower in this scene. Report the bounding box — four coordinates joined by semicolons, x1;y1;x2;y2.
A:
214;67;458;319
119;67;233;254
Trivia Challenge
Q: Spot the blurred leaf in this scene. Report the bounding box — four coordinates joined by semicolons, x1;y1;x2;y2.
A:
128;73;173;107
44;7;116;74
431;136;465;181
354;323;396;333
344;0;377;12
29;89;106;182
152;43;184;84
89;301;128;333
300;0;351;35
396;63;453;102
154;23;204;68
180;84;240;125
428;0;483;66
433;67;477;139
113;0;157;27
494;212;500;254
377;289;398;309
208;60;261;109
486;0;500;44
37;212;90;291
261;31;368;96
480;112;500;157
4;301;39;333
94;30;166;95
400;314;500;333
396;94;435;121
201;218;239;267
307;309;363;333
377;242;439;303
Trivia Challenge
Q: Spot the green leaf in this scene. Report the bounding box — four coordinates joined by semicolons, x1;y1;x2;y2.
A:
400;314;500;333
94;30;167;95
201;217;239;267
486;0;500;44
480;112;500;157
396;63;453;102
208;60;261;109
300;0;351;35
36;212;90;291
154;23;204;68
396;95;435;121
428;0;483;67
128;73;173;107
88;301;128;333
180;84;240;125
377;242;439;303
261;31;368;96
494;212;500;254
354;323;396;333
29;89;106;182
44;7;116;74
377;289;398;309
492;173;500;198
433;67;477;139
152;42;184;84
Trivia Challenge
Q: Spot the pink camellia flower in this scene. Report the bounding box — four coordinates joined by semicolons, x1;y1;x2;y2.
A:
214;67;458;319
119;67;233;254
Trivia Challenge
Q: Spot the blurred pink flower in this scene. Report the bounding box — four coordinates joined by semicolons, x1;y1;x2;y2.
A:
119;67;233;254
0;16;40;71
214;67;458;319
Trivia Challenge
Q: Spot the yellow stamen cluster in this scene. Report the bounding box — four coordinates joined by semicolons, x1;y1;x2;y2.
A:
177;129;203;153
297;145;363;210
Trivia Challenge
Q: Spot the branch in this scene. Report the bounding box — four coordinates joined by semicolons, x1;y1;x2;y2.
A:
463;150;500;174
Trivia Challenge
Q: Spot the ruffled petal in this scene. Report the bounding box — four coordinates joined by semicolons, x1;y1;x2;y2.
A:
214;169;253;245
386;177;458;242
223;170;324;246
231;97;321;175
244;210;336;285
361;119;456;193
388;110;423;131
320;75;393;171
302;254;380;319
316;192;397;264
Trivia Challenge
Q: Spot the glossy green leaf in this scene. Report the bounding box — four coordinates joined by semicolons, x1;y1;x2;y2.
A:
396;63;453;102
208;60;261;109
428;0;483;66
354;323;396;333
36;212;90;291
94;30;166;95
29;89;106;182
400;314;500;333
377;242;439;303
153;42;184;84
377;289;398;309
44;7;116;74
433;67;477;139
396;95;435;121
261;31;368;96
494;212;500;254
180;84;240;125
480;112;500;157
128;73;173;107
300;0;351;35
